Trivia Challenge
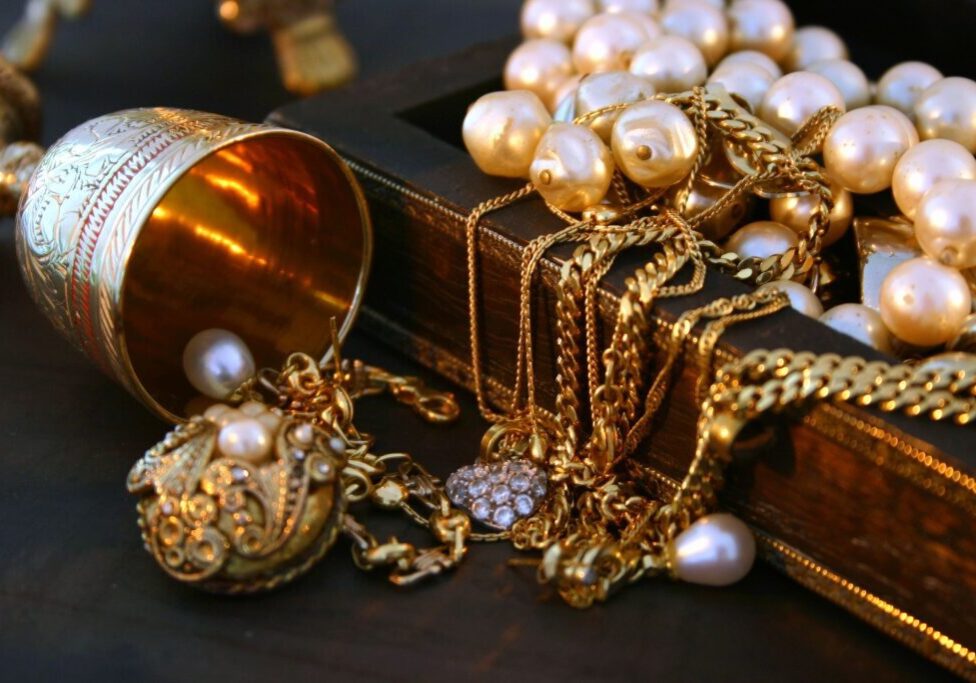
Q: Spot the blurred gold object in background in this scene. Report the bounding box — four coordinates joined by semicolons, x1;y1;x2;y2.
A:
1;0;356;95
217;0;357;95
1;0;90;72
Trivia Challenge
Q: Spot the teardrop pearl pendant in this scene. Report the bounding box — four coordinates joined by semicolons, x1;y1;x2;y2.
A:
668;513;756;586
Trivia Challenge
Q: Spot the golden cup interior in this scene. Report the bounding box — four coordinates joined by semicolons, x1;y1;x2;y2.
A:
121;132;369;419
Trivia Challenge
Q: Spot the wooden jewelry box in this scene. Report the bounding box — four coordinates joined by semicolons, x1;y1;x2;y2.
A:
270;35;976;677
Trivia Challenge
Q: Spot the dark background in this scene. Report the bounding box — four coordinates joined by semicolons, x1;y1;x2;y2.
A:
0;1;961;681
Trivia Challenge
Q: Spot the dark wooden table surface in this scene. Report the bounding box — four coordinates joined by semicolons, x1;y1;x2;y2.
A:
0;1;958;680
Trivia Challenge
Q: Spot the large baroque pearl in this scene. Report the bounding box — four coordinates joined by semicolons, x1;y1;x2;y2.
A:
462;90;552;178
914;178;976;269
892;139;976;220
183;329;256;400
575;71;656;141
807;59;870;110
716;49;781;80
521;0;596;43
629;35;707;93
769;176;853;246
726;0;794;62
725;220;798;259
879;257;972;347
573;11;659;74
819;304;893;354
530;123;614;211
217;417;274;464
611;99;699;187
504;39;575;110
915;77;976;153
756;280;823;317
707;61;774;112
783;26;847;72
759;72;845;136
660;0;729;66
875;61;943;120
823;106;917;194
670;513;756;587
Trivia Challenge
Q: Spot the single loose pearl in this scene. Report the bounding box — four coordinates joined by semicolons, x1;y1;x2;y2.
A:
611;99;699;187
463;90;552;178
598;0;659;14
915;178;976;269
707;61;774;112
629;35;707;93
875;61;943;120
575;71;656;141
521;0;596;43
769;176;853;246
669;513;756;586
183;329;256;400
572;11;658;74
756;280;824;317
218;417;274;464
783;26;847;72
725;220;798;259
716;50;782;80
915;77;976;153
726;0;794;62
892;139;976;220
823;106;917;194
504;39;574;110
660;0;728;66
530;123;614;211
820;303;893;354
759;72;845;136
806;59;870;110
879;257;972;347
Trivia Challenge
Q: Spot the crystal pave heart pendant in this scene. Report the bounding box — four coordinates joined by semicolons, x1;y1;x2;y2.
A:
446;460;547;530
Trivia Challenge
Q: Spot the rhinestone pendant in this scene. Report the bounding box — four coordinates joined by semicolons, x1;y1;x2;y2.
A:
446;459;547;530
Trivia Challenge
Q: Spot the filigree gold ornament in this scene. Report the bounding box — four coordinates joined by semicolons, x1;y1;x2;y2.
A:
128;334;475;593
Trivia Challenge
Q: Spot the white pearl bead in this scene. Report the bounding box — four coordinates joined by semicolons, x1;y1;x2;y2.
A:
504;39;575;110
521;0;596;43
214;408;244;428
575;71;656;141
552;74;584;117
726;0;794;62
256;411;282;434
715;50;782;80
725;220;798;259
879;257;972;347
769;176;853;246
660;0;729;66
629;35;706;93
915;77;976;153
462;91;552;178
203;403;232;423
892;139;976;221
611;99;699;187
238;400;267;416
707;61;775;112
783;26;847;72
530;123;615;211
875;61;943;120
218;417;274;464
598;0;659;14
806;59;870;110
823;106;917;194
759;72;846;136
183;329;256;400
756;280;823;317
572;11;659;74
915;178;976;269
670;513;756;586
820;303;893;354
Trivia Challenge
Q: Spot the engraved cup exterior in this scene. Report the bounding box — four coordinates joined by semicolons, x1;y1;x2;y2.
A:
16;108;371;420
